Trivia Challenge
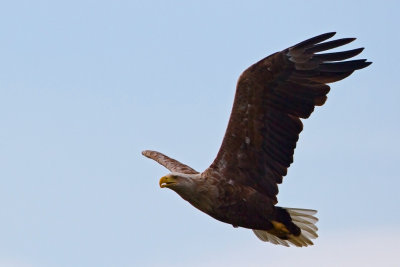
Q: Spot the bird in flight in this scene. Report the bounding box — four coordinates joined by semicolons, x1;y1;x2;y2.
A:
143;32;371;247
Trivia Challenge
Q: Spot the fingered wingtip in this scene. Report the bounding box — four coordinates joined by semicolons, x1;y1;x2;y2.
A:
358;61;373;70
291;32;337;50
325;31;337;37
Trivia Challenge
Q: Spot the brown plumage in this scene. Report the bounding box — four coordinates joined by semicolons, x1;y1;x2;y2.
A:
143;32;371;247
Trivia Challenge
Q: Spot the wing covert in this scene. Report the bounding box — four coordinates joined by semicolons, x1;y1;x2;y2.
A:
142;150;198;174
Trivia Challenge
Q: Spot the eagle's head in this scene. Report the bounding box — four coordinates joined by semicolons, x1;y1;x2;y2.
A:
159;172;214;212
159;173;197;191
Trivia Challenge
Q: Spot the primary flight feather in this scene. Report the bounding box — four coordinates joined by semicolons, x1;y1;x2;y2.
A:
142;32;371;247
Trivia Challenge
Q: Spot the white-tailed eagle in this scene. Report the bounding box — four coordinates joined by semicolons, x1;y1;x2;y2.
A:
142;32;371;247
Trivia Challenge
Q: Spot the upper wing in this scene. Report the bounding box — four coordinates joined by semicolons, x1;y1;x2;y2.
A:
142;150;199;174
203;32;371;203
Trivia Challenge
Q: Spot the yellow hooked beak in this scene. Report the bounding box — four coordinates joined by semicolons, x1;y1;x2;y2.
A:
159;175;177;188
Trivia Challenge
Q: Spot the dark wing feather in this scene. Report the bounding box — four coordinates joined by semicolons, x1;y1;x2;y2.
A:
142;150;198;174
203;32;371;203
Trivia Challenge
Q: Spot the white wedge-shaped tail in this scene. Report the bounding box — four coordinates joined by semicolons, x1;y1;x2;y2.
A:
253;208;318;247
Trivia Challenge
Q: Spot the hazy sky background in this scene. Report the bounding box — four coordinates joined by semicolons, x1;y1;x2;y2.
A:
1;1;399;266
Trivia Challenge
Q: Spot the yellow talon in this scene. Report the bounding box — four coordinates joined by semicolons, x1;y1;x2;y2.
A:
271;220;290;234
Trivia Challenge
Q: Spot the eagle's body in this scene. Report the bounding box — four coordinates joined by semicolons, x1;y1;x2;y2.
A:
143;32;370;247
171;172;275;230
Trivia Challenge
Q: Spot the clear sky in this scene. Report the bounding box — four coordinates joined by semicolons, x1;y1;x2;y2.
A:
0;0;399;266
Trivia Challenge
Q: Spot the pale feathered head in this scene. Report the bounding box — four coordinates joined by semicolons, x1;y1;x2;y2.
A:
159;173;198;195
159;172;213;211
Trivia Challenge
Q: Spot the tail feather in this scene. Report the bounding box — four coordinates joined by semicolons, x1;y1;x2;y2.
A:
288;209;318;224
252;208;318;247
252;229;290;247
295;222;318;239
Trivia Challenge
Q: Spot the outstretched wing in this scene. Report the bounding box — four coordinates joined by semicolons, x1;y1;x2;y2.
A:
142;150;199;174
204;32;371;203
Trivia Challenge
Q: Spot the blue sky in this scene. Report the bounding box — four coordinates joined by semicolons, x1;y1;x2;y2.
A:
0;1;399;266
